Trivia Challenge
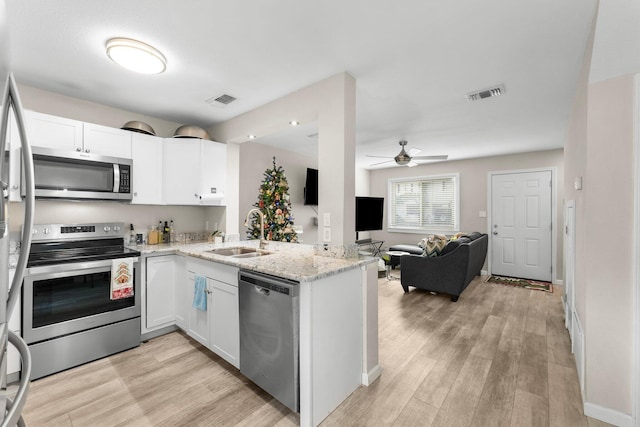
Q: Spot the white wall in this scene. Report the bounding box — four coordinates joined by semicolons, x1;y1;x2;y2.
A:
238;142;318;244
583;73;635;415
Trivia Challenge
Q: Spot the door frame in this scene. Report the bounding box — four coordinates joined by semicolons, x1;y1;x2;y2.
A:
487;167;558;283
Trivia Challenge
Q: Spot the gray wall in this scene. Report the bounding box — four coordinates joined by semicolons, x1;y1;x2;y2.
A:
238;142;318;244
368;149;564;277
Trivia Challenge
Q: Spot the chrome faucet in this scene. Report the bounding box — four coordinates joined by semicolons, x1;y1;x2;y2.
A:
244;208;267;249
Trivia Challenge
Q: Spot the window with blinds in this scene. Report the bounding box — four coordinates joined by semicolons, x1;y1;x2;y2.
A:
387;174;459;232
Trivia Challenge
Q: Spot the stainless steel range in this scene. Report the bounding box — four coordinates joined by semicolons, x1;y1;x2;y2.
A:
22;222;141;379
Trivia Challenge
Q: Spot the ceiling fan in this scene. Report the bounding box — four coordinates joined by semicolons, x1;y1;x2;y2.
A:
367;140;448;167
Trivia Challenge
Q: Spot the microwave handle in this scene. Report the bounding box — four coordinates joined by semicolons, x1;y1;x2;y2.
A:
113;163;120;193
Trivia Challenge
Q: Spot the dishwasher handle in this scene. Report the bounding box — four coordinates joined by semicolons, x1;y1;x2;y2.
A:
238;270;299;297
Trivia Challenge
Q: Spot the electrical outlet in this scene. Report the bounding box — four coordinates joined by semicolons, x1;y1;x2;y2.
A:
323;213;331;227
323;227;331;242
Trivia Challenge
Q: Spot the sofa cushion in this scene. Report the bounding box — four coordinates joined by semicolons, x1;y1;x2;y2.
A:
440;236;471;256
465;231;482;241
388;244;423;256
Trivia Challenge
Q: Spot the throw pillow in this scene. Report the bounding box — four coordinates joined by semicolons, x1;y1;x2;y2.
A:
422;235;448;257
440;236;471;256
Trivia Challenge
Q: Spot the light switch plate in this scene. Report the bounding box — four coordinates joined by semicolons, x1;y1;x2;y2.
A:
479;211;487;218
323;212;331;227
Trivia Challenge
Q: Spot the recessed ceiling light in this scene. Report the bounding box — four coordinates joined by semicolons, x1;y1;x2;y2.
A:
289;120;299;126
248;134;256;140
106;38;167;74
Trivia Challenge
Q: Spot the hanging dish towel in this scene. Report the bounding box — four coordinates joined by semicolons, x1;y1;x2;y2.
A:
192;275;207;311
111;258;134;300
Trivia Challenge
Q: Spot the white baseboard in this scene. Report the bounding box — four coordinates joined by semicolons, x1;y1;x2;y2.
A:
553;279;564;286
481;270;488;276
584;402;632;427
362;364;382;386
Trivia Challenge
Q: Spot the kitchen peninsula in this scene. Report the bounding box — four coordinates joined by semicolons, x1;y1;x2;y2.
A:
138;239;380;427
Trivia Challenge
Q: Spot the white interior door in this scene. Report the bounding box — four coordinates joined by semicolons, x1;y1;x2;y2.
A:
491;170;552;282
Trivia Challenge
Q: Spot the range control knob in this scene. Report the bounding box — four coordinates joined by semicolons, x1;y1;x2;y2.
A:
113;225;121;232
103;226;111;232
32;229;38;235
42;227;50;235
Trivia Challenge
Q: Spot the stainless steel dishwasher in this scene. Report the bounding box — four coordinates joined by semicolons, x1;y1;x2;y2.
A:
239;270;299;412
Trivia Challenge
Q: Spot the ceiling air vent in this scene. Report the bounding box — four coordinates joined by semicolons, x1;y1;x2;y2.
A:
466;84;505;102
205;94;237;108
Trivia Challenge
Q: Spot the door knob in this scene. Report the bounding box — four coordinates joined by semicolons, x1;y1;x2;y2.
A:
492;231;498;235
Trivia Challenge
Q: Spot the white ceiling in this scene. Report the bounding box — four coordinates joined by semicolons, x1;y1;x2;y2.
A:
5;0;636;170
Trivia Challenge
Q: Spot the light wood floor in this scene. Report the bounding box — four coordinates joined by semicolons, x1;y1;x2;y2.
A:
19;276;612;426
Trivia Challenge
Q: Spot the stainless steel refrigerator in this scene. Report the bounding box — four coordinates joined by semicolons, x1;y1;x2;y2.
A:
0;0;35;424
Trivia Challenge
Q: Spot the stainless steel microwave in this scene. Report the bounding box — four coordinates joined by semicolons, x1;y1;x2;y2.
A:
23;146;132;201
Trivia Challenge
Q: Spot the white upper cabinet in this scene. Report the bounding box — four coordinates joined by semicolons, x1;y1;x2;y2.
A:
83;123;132;158
25;110;83;152
200;140;226;206
163;138;227;206
131;132;163;205
25;111;132;158
163;138;201;205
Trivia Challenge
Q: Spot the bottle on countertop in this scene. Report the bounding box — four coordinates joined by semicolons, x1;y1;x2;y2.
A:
169;220;175;243
129;224;136;244
163;221;170;244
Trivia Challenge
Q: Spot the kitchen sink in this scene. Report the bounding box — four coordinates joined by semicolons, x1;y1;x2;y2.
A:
206;246;273;258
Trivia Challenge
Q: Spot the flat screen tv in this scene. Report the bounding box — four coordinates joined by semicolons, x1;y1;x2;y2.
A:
355;196;384;231
303;168;318;205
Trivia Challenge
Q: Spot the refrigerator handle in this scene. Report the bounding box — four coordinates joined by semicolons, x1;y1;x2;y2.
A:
7;73;34;319
1;330;31;427
0;74;10;239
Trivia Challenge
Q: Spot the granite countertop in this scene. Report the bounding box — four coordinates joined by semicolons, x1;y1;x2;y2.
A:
133;240;378;282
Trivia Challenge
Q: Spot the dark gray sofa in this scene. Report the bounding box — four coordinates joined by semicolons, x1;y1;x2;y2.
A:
398;233;488;301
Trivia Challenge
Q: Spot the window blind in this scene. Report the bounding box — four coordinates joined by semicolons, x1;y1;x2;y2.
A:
388;174;458;232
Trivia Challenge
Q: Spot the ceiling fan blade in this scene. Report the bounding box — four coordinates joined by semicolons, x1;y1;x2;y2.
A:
366;154;393;159
408;147;422;157
411;155;449;160
369;159;394;166
407;161;418;167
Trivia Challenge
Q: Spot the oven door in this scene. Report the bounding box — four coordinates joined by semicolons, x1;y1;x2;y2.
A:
22;258;140;344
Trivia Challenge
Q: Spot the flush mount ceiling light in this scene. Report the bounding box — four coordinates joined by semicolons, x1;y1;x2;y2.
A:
106;38;166;74
289;120;299;126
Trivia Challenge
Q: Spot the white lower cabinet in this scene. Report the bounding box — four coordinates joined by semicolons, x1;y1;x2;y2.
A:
145;255;177;330
209;279;239;367
185;260;239;368
186;271;210;347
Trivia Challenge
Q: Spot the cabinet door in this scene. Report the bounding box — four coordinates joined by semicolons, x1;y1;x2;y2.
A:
187;271;210;346
25;110;83;151
131;133;163;205
200;140;226;206
146;256;176;329
163;138;201;205
209;279;239;368
83;123;132;158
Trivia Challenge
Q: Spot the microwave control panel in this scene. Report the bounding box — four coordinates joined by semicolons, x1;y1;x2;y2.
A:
119;165;131;193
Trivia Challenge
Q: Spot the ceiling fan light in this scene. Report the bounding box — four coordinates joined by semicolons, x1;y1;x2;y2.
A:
106;38;166;74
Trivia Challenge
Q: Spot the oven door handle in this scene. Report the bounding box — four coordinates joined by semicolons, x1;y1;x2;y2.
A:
26;257;139;276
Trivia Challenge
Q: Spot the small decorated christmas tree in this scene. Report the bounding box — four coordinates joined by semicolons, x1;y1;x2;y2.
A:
247;157;299;243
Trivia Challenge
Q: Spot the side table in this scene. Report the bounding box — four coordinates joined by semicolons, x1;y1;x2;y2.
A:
384;250;410;280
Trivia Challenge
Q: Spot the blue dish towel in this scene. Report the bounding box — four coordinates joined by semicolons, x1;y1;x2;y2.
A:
192;275;207;311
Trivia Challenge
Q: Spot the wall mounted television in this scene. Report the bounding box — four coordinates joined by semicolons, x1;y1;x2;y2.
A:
303;168;318;205
355;196;384;232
